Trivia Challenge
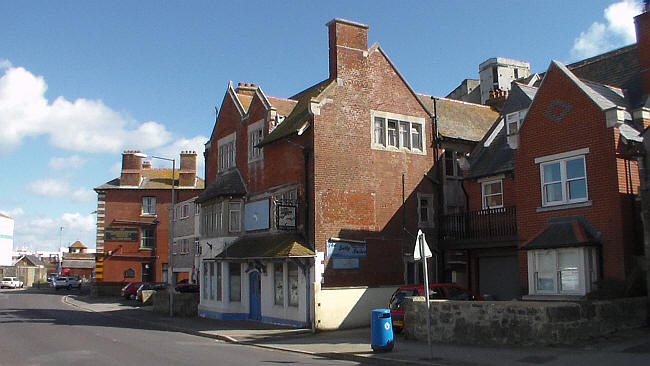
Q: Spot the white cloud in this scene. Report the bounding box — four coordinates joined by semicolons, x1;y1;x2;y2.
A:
13;212;96;250
71;188;96;203
152;135;207;177
26;178;69;197
0;64;172;154
49;155;86;169
109;161;122;178
571;0;643;59
0;207;24;218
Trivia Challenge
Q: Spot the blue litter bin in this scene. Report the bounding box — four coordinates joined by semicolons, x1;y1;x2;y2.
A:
371;308;394;352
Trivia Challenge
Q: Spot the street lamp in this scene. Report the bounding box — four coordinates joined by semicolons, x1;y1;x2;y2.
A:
138;153;175;317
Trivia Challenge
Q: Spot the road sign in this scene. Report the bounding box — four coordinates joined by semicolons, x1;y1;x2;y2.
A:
413;229;432;260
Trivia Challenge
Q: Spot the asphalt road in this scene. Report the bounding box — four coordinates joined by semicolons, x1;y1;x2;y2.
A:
0;288;358;366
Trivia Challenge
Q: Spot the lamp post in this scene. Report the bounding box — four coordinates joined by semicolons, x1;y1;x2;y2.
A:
139;153;176;317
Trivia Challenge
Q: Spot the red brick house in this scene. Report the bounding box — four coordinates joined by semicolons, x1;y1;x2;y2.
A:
94;151;203;284
61;240;95;279
457;6;650;300
197;18;440;328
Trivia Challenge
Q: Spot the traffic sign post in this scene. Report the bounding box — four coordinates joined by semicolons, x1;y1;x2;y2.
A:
414;229;433;360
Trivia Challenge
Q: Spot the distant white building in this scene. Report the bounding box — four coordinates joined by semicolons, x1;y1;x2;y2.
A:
0;213;14;266
478;57;530;104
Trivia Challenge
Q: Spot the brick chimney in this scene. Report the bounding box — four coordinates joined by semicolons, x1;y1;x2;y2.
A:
179;151;197;187
326;18;369;80
120;150;144;186
635;4;650;96
235;82;257;97
485;89;508;111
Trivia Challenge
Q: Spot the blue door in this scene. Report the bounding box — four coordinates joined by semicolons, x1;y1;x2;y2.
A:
249;271;261;321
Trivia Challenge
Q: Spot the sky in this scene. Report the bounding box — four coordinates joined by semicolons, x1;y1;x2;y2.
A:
0;0;644;252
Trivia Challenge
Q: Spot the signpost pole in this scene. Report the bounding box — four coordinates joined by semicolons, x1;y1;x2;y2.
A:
419;233;432;360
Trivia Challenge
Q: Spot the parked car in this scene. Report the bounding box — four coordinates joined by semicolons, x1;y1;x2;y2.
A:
54;276;82;290
389;283;484;333
136;282;169;302
1;277;24;289
121;282;142;300
175;283;199;293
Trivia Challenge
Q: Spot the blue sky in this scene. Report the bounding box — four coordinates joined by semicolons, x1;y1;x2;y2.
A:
0;0;643;252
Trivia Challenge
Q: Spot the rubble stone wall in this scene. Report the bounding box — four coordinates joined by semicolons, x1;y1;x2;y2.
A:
403;297;647;345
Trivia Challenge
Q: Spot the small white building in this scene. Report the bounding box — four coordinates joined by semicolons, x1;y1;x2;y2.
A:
0;213;14;266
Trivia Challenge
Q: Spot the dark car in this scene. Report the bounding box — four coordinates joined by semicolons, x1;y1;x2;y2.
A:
136;282;169;302
120;282;142;300
389;283;484;333
175;283;200;293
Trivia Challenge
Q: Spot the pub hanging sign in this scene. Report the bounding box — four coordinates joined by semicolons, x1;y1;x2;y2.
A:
276;204;296;230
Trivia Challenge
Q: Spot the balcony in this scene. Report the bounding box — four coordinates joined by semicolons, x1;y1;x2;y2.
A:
440;206;517;247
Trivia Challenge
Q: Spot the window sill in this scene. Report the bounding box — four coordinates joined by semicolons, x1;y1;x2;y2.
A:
139;247;154;251
370;145;426;155
141;214;157;218
536;200;592;212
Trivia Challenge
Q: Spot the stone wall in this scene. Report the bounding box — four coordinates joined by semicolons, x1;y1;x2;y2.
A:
403;297;647;345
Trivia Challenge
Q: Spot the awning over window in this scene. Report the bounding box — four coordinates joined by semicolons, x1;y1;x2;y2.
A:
216;232;315;259
520;216;601;250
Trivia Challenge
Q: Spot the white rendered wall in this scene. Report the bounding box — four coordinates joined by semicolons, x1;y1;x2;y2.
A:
314;284;399;330
0;215;14;266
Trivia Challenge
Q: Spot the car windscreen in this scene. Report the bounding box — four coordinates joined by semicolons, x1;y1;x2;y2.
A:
390;289;419;308
2;278;11;281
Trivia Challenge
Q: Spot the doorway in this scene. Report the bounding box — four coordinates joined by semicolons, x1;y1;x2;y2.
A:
249;271;261;321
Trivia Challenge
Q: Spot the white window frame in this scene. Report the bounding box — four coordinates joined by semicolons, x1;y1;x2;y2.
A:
181;204;189;219
140;228;155;249
229;262;241;302
417;193;434;228
505;109;527;136
481;179;504;209
218;132;236;172
248;119;264;163
142;196;156;216
527;247;598;296
274;262;284;306
370;110;426;154
536;149;589;207
228;201;241;233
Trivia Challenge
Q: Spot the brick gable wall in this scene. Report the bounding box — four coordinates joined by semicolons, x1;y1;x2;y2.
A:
513;63;634;288
313;46;434;286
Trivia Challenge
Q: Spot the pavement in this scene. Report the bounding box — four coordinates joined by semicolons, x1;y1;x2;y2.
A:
61;292;650;366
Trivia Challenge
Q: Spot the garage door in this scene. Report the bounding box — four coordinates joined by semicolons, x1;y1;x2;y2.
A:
479;256;519;300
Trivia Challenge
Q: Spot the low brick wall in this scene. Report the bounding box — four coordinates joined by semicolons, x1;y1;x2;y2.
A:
90;282;125;297
153;291;200;317
403;297;647;345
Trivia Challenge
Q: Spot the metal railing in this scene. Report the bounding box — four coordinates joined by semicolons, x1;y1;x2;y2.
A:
440;206;517;242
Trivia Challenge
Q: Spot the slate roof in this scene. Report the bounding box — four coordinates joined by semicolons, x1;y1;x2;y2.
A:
195;169;247;203
567;44;643;106
520;216;601;250
216;232;315;259
13;255;44;267
95;169;205;190
465;83;537;179
258;79;336;147
417;95;499;142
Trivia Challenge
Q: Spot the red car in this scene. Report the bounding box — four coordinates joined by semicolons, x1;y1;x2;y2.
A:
121;282;142;300
389;283;484;333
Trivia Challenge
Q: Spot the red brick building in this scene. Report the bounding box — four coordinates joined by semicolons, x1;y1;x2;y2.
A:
61;240;95;279
94;151;203;284
455;7;650;300
197;18;450;327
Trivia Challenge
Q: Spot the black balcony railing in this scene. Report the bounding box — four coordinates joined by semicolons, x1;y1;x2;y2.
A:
440;206;517;242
